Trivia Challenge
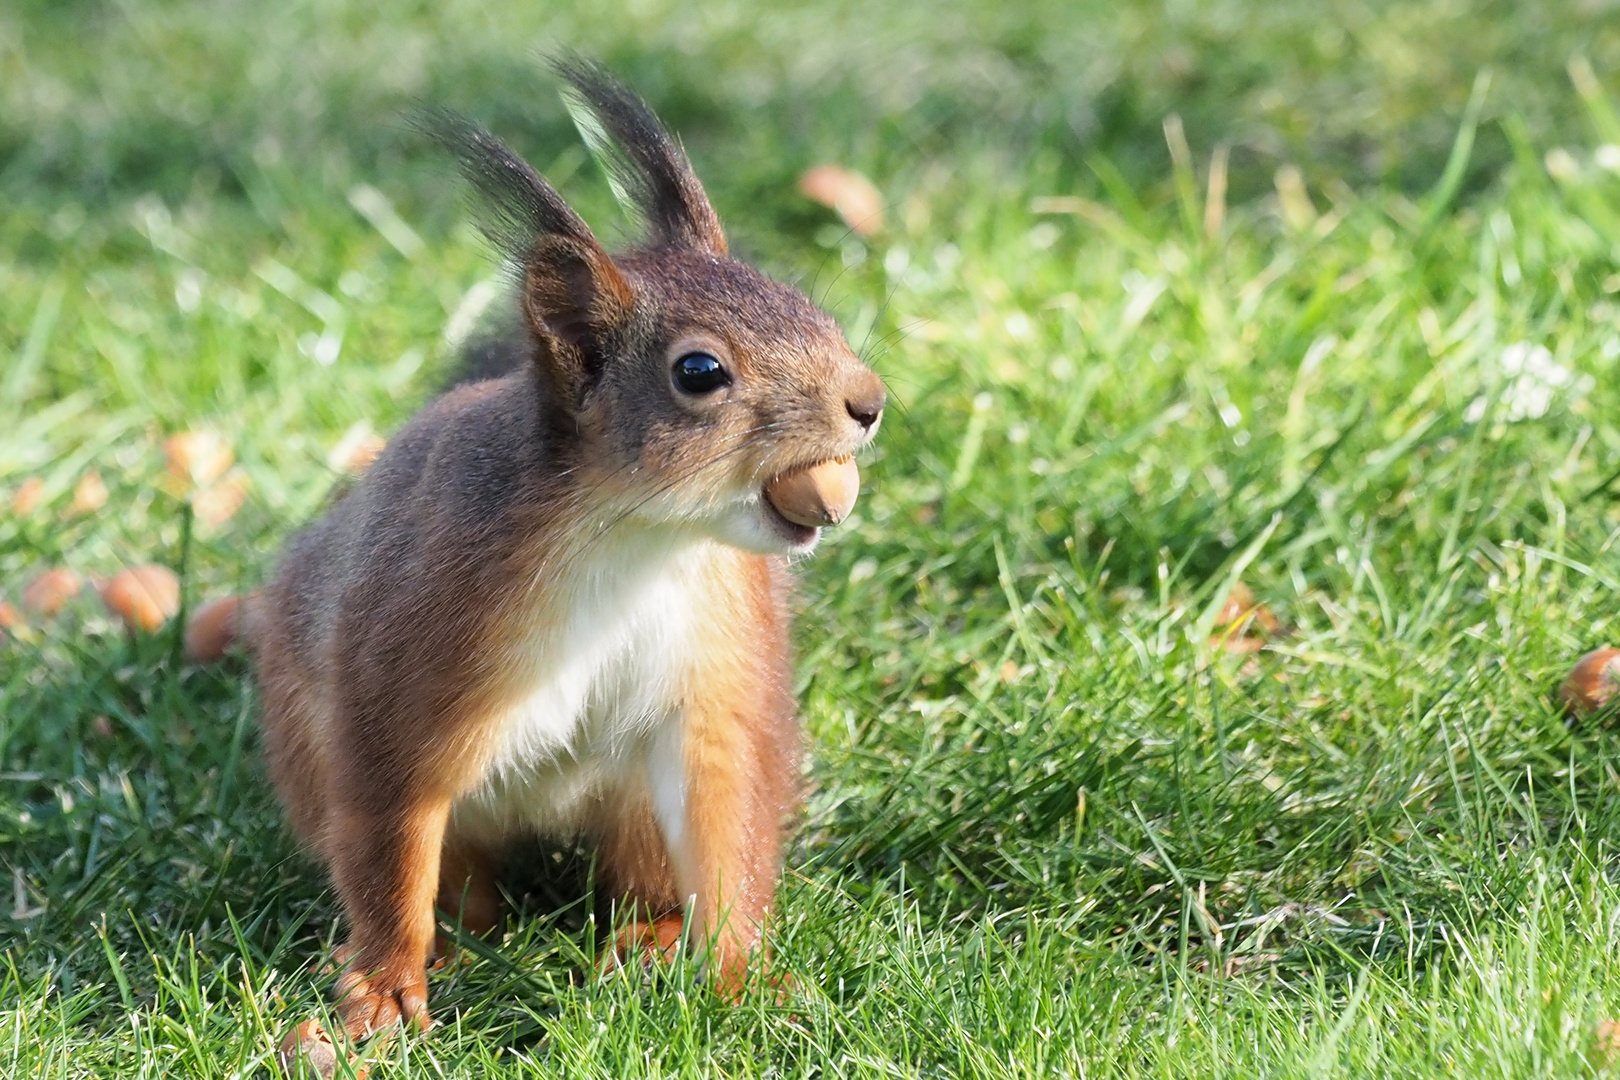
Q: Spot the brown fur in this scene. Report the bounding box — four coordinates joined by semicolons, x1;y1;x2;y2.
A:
197;58;883;1054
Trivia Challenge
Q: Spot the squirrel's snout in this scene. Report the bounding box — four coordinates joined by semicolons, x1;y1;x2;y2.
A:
844;372;886;433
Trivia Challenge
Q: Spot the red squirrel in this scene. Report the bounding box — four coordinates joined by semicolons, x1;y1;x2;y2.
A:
189;57;884;1061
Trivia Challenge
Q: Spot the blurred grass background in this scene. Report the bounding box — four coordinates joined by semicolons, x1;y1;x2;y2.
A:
8;1;1620;1076
6;0;1620;205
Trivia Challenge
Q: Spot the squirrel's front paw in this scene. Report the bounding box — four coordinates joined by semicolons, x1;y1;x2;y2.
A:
598;914;686;976
333;949;432;1038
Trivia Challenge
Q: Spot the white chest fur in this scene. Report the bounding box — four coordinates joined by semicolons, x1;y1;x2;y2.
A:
449;532;712;845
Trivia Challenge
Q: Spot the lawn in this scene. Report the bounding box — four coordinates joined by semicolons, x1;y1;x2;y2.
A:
6;1;1620;1076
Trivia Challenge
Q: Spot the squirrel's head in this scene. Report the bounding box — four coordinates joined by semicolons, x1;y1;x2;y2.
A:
431;57;884;556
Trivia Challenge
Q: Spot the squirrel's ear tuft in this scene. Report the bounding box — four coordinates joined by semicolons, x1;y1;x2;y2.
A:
419;110;633;386
417;108;601;260
552;53;728;256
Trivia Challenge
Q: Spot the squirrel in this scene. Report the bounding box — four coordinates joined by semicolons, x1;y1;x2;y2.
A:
187;56;884;1059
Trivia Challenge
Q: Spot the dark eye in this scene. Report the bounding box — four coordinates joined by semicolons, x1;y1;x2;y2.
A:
673;352;731;395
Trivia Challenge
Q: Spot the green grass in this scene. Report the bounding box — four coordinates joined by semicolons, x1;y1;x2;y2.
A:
7;1;1620;1075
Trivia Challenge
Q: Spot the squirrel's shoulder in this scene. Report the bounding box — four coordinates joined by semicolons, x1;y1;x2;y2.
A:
304;367;555;555
385;366;546;482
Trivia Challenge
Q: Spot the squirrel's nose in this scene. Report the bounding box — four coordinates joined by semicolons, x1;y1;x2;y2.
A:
845;374;886;432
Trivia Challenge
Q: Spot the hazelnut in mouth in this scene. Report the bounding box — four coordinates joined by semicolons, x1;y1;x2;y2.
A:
763;454;860;530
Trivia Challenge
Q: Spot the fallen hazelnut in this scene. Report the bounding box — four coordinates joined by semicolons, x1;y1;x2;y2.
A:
12;477;45;517
347;434;387;474
164;430;234;487
764;454;860;528
1215;580;1255;625
798;165;885;237
193;468;249;528
185;594;245;663
328;425;387;476
21;568;82;617
277;1019;341;1079
99;565;181;633
1560;646;1620;720
1214;580;1279;633
72;471;108;513
1598;1018;1620;1065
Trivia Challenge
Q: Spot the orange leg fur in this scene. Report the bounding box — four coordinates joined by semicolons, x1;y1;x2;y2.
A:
639;555;796;998
592;788;681;973
599;913;687;976
324;794;450;1037
435;839;501;959
672;648;795;997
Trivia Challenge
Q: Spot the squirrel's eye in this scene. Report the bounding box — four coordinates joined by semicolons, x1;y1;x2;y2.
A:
673;352;731;395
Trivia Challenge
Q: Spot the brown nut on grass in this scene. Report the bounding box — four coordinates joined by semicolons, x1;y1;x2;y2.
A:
193;468;249;528
764;454;859;528
23;568;82;617
798;165;885;236
328;424;388;476
185;594;244;663
12;477;45;517
277;1018;368;1079
164;430;234;487
99;565;180;633
1214;580;1280;633
1597;1018;1620;1067
1561;646;1620;720
1210;580;1280;654
72;471;108;514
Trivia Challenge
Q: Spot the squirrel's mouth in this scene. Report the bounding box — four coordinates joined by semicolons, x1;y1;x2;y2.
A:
762;453;859;526
758;453;858;550
760;493;820;548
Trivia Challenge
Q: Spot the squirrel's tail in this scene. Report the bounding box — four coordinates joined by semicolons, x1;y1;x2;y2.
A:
445;329;534;389
185;320;528;666
185;591;259;664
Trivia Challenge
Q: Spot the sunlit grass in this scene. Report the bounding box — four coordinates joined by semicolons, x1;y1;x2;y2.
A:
6;2;1620;1076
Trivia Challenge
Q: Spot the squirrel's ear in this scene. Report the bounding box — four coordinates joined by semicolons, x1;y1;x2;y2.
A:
554;54;728;256
523;233;634;359
418;108;635;388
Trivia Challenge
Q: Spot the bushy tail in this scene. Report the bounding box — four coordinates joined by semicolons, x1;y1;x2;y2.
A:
443;328;533;390
185;591;258;663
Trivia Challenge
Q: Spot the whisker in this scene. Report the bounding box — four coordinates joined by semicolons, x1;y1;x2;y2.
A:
860;320;924;372
857;279;903;362
535;426;782;584
563;421;775;509
816;259;855;314
807;217;866;308
877;375;911;421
